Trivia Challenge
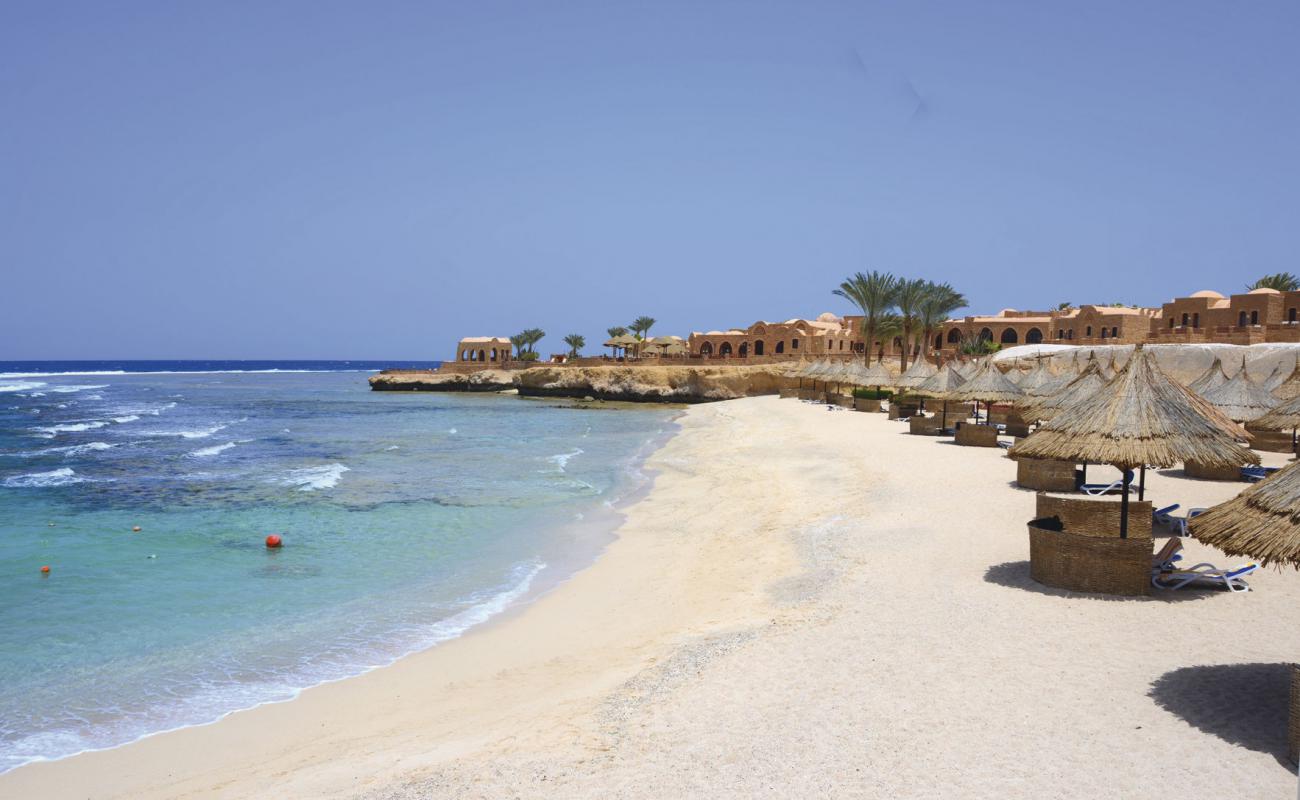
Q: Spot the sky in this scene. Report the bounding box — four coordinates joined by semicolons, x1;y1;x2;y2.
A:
2;1;1297;360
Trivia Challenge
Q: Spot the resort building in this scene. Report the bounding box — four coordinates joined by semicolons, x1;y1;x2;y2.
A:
454;337;513;363
686;313;864;359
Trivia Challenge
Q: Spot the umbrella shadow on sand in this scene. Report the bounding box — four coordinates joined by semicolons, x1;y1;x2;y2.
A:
1148;662;1294;769
982;561;1214;604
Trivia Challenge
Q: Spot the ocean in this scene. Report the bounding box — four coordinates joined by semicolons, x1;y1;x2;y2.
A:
0;361;677;773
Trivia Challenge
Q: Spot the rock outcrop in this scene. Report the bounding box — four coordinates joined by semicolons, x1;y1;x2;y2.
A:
512;365;787;403
368;369;514;392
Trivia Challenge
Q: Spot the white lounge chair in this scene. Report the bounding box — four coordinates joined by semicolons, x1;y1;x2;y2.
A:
1151;561;1258;592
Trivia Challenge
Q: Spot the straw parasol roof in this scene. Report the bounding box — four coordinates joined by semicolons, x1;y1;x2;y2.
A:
946;360;1024;403
912;363;967;398
843;361;895;388
1015;359;1061;396
1190;460;1300;569
1187;356;1230;395
1197;356;1279;423
894;357;937;389
1272;355;1300;400
1254;393;1300;431
1007;347;1259;470
1016;359;1109;422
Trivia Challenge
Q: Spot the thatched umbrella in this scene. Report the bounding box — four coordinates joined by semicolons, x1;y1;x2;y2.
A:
913;363;968;429
1273;355;1300;400
1016;359;1061;397
894;356;937;389
1198;356;1279;423
1188;355;1231;395
1190;460;1300;569
1009;346;1259;538
1017;359;1108;424
946;359;1024;427
843;361;894;397
604;334;640;360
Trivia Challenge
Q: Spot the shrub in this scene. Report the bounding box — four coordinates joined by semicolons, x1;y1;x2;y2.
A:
851;387;894;400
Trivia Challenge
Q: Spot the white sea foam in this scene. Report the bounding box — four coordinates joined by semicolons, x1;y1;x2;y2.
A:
112;415;140;424
0;381;45;393
384;445;400;451
31;420;111;436
189;441;238;458
2;442;119;458
277;463;350;491
3;468;86;488
547;448;584;472
136;417;245;440
447;428;458;434
45;384;109;394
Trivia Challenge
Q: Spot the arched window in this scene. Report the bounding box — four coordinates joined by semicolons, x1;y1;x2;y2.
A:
490;348;497;361
1181;313;1189;326
1000;329;1018;344
791;338;799;349
754;340;765;356
1251;310;1259;325
1099;328;1107;339
775;341;784;354
934;334;943;351
1026;328;1043;344
700;342;713;356
1192;313;1199;328
719;342;732;357
839;340;845;350
1067;329;1074;340
738;342;749;357
978;328;993;343
1056;330;1063;340
1290;308;1297;323
1238;311;1247;326
1111;327;1119;337
478;350;486;362
460;350;468;361
1085;326;1093;337
1169;318;1175;329
947;329;962;344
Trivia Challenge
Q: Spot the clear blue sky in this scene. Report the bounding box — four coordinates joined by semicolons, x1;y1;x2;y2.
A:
2;1;1297;360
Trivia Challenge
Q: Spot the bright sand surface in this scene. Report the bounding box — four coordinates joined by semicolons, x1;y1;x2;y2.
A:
5;396;1298;798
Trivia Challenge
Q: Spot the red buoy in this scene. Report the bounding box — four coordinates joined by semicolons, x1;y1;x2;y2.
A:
40;565;50;575
265;534;283;549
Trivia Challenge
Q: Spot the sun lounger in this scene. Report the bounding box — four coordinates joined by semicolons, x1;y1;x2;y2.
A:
1151;537;1183;571
1151;561;1258;592
1242;466;1278;483
1080;471;1136;496
1153;503;1180;530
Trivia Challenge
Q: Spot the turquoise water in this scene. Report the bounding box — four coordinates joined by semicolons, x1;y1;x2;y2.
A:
0;367;676;772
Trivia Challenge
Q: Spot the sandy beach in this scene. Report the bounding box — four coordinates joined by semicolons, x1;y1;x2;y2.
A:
5;396;1297;799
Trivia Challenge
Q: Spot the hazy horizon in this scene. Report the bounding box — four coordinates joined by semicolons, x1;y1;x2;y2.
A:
3;2;1297;360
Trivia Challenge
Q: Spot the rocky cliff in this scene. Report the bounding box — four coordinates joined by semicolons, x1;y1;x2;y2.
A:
512;364;787;403
368;369;515;392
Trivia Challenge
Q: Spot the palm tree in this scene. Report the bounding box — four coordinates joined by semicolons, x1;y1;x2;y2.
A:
606;326;628;339
509;333;528;359
917;282;968;362
892;278;929;372
629;316;656;358
1248;272;1299;292
563;334;585;358
520;328;545;354
873;313;904;366
833;271;898;366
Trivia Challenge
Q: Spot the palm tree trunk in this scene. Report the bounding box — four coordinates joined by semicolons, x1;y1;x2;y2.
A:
900;324;911;372
864;323;875;366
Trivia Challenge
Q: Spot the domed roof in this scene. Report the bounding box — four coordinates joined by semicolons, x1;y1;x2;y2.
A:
816;312;841;323
1248;287;1281;294
1189;290;1224;299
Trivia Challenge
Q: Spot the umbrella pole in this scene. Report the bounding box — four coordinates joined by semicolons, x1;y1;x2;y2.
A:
1138;465;1146;502
1081;462;1088;484
1120;469;1132;539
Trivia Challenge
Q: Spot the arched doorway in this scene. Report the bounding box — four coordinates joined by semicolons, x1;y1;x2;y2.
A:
1026;328;1043;344
460;350;469;361
774;341;784;354
478;349;486;361
739;342;749;358
754;340;765;356
947;329;962;344
1000;329;1018;345
978;327;993;343
719;342;732;357
700;342;714;357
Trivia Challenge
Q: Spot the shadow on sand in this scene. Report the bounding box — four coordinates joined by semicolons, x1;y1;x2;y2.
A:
982;561;1212;603
1149;662;1295;769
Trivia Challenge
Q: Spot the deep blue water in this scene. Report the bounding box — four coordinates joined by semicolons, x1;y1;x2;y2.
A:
0;362;675;772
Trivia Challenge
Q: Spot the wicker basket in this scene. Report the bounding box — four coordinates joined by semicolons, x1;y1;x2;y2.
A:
954;422;1000;447
853;397;882;413
1289;663;1299;766
1016;459;1079;492
1034;493;1153;540
1183;460;1243;481
1028;519;1153;596
909;415;944;436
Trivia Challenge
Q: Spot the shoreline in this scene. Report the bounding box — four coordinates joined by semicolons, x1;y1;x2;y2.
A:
6;397;1297;798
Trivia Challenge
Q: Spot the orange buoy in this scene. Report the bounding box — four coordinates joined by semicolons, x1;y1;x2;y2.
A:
265;534;283;549
40;565;50;575
132;526;141;532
